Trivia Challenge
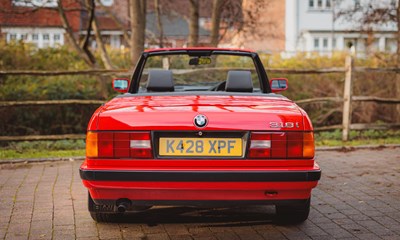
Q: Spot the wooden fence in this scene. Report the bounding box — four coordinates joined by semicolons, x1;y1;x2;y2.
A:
1;55;400;141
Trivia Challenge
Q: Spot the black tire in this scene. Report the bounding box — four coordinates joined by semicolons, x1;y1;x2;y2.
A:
275;198;310;224
88;192;121;223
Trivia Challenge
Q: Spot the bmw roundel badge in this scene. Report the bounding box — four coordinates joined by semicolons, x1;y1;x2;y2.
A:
194;114;208;128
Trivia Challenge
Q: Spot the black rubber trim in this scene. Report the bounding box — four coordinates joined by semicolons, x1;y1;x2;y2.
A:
93;199;309;208
80;169;321;182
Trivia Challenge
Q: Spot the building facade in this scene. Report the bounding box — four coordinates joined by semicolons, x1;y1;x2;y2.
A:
0;0;397;55
285;0;397;55
0;0;82;48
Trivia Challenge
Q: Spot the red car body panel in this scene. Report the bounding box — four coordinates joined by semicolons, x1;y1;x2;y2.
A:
80;48;320;215
96;95;306;131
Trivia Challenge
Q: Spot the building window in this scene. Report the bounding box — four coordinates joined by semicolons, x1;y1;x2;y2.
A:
20;34;28;40
13;0;57;7
100;0;113;6
309;0;331;10
4;30;65;48
386;38;397;52
54;34;61;44
42;34;50;48
31;34;39;47
9;34;17;41
110;35;121;48
323;38;328;48
314;38;320;49
332;38;337;49
326;0;331;8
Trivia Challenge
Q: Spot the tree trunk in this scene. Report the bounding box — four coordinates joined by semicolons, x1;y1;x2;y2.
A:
57;0;96;67
92;15;114;68
129;0;146;68
154;0;164;47
210;0;224;47
81;0;96;63
396;3;400;122
188;0;199;47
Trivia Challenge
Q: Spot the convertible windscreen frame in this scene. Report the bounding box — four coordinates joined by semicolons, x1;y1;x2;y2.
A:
128;50;272;94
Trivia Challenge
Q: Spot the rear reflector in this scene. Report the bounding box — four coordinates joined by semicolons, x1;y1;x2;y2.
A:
249;131;314;159
86;131;152;159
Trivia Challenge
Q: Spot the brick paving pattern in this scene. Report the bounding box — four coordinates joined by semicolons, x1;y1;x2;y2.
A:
0;148;399;240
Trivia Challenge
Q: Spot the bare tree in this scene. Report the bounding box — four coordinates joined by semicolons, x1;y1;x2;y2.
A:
129;0;147;67
208;0;270;47
188;0;199;46
57;0;114;97
335;0;400;122
86;0;114;70
154;0;164;47
57;0;96;67
80;0;96;64
210;0;225;47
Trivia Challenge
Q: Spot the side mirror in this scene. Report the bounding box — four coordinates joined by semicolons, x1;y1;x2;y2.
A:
112;78;130;93
269;78;288;93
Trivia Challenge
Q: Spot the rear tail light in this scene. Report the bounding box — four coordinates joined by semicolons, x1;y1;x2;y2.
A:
86;132;98;158
248;132;271;158
303;132;315;158
86;131;152;159
249;131;314;159
130;132;152;158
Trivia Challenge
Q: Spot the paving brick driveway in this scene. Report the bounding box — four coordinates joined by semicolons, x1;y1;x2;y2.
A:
0;148;399;240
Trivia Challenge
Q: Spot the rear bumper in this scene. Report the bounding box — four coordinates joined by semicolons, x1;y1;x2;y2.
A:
80;169;321;182
80;168;321;206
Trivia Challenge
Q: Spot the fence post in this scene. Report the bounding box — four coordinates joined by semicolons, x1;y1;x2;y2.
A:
342;55;354;141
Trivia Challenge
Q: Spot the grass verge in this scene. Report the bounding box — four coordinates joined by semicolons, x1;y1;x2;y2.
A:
0;149;85;160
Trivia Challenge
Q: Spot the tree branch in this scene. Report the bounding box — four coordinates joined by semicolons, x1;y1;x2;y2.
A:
81;0;96;64
56;0;96;67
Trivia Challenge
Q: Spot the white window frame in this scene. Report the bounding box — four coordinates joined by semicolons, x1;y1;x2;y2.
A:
323;38;328;49
314;38;320;49
13;0;57;8
309;0;332;10
2;28;65;48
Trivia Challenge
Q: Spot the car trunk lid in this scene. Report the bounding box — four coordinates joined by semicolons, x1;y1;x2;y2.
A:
97;95;305;131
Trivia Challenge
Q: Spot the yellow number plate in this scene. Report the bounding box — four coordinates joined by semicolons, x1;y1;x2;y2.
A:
159;138;242;157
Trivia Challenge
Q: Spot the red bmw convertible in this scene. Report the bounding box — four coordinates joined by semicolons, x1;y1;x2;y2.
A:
80;48;321;223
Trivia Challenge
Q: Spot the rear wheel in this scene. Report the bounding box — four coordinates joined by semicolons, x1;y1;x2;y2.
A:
88;192;121;222
275;198;310;224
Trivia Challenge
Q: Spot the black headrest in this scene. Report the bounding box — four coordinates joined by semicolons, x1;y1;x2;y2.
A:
146;70;174;92
225;71;253;92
